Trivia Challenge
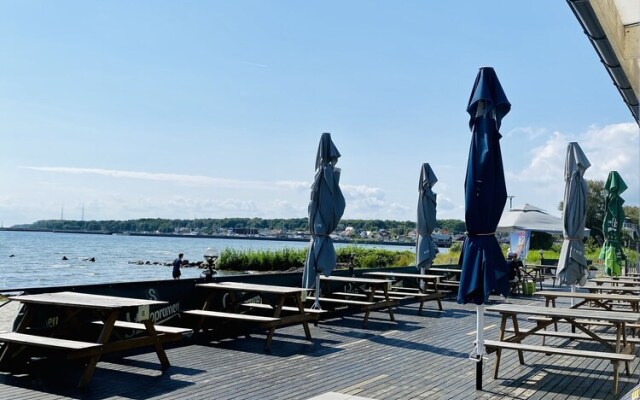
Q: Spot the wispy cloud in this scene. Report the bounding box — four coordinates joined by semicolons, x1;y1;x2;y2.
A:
504;122;639;213
275;180;310;190
239;60;269;68
22;166;277;190
504;126;549;140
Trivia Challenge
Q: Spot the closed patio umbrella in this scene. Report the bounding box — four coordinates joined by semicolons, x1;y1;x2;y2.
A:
302;132;346;309
416;163;438;286
600;171;627;277
457;67;511;389
556;142;591;293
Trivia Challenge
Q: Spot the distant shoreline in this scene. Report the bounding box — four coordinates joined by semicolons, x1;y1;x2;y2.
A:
0;227;416;247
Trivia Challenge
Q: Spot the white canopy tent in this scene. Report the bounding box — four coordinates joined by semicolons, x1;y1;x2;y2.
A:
497;204;564;234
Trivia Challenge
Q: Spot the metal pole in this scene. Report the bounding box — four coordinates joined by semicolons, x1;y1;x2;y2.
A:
474;304;485;390
507;195;515;210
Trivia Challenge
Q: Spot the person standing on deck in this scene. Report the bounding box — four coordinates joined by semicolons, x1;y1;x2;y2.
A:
172;253;184;279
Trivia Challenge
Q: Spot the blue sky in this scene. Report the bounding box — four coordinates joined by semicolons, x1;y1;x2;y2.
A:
0;1;638;227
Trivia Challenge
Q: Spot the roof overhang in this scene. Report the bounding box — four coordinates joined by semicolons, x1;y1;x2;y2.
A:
567;0;640;125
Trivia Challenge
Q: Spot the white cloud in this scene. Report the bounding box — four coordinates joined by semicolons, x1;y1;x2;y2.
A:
7;123;636;228
504;126;549;140
341;184;384;199
23;166;278;190
506;131;565;186
275;180;310;190
504;122;639;215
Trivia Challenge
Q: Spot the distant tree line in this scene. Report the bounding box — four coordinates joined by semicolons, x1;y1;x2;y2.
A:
558;179;639;244
14;217;467;236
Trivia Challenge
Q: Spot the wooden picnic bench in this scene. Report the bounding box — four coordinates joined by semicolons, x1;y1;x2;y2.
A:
363;271;445;314
583;284;640;295
312;275;398;327
522;264;557;289
0;291;181;388
485;303;639;395
183;282;314;351
536;290;640;313
427;268;462;291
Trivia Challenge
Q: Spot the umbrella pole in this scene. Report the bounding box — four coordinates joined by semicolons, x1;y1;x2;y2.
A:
420;266;425;291
312;275;322;310
570;284;575;307
472;305;485;390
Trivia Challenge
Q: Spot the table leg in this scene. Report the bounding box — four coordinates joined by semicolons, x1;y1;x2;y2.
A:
264;294;286;351
195;292;218;333
493;314;508;379
511;314;525;364
0;304;35;370
362;287;374;327
78;310;119;388
143;319;170;369
294;293;312;341
431;278;443;311
616;322;631;377
537;270;543;291
551;298;558;331
381;285;395;322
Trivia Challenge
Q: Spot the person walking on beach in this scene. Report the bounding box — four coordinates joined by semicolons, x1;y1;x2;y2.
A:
172;253;184;279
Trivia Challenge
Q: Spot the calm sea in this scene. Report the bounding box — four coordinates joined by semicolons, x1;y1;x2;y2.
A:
0;231;427;290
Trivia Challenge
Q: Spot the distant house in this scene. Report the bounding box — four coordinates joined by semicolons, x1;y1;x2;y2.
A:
431;231;452;247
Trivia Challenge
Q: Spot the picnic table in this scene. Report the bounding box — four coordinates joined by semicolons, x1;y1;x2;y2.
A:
583;284;640;295
590;277;640;286
536;290;640;312
313;275;398;327
183;282;315;351
485;303;639;395
0;291;190;387
522;264;557;290
363;271;445;313
426;267;462;290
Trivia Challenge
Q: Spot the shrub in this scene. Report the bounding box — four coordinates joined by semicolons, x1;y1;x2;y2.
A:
217;245;416;272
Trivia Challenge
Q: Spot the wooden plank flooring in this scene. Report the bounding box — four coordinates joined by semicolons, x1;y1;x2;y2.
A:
0;286;638;399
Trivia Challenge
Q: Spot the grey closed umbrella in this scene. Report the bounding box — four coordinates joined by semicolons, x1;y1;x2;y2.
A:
302;132;346;309
416;163;439;281
557;142;591;292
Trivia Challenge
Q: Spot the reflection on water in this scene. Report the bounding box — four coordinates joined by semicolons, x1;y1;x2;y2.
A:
0;231;445;290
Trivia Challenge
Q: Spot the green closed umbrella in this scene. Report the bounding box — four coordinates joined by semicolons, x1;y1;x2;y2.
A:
599;171;627;277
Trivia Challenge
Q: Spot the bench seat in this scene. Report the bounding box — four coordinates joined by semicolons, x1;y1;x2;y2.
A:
437;282;460;288
390;288;452;296
0;332;101;352
528;316;640;332
311;297;376;306
240;303;327;314
330;292;406;301
91;320;193;335
182;310;280;322
504;328;640;344
485;338;634;395
484;339;634;362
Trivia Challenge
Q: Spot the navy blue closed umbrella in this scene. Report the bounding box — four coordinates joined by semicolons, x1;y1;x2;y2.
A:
302;132;346;309
416;163;438;281
458;67;511;389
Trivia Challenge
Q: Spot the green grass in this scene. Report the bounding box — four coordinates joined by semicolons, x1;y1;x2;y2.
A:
215;241;638;273
217;245;416;271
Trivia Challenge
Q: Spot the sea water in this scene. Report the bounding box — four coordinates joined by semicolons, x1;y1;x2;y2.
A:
0;231;430;290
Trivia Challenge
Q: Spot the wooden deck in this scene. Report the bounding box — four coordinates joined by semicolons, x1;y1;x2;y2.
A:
0;283;639;399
